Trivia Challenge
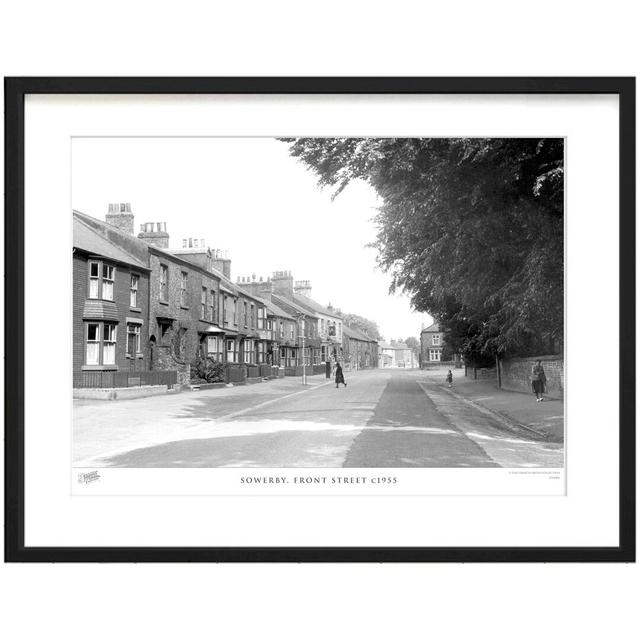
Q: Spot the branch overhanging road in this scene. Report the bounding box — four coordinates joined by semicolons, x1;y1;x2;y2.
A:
74;369;563;468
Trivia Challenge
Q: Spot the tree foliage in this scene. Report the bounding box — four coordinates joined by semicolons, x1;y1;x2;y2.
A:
405;336;420;353
339;312;382;340
283;137;564;359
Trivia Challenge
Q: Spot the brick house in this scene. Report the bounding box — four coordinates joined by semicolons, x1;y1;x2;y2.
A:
73;215;151;380
236;276;298;366
74;207;270;386
342;325;379;370
420;322;445;365
168;241;269;371
292;280;344;364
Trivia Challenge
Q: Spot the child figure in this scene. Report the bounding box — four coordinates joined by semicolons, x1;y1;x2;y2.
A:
446;370;453;388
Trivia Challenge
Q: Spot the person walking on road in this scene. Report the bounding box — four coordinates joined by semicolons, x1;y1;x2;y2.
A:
335;362;347;388
446;369;453;388
531;360;547;402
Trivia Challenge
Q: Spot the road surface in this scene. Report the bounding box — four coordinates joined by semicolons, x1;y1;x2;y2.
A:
73;369;563;468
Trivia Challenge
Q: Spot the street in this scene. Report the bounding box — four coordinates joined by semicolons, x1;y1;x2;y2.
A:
73;368;563;468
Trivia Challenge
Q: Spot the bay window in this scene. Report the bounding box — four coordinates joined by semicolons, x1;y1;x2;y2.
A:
243;339;254;364
84;321;118;367
226;338;238;363
206;335;223;361
86;323;100;365
103;324;117;364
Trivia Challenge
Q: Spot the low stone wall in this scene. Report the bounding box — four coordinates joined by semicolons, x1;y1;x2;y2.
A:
464;366;497;381
499;354;564;399
73;385;172;401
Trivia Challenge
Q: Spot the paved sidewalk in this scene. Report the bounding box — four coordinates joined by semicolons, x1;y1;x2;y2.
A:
424;369;564;443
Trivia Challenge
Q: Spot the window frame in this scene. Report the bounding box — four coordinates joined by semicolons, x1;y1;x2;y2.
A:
159;264;169;302
130;273;139;308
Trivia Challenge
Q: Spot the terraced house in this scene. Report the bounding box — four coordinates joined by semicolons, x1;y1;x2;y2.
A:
73;205;270;389
73;213;152;386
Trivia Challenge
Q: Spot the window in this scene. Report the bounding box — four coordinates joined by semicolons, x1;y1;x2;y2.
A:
102;264;114;301
127;323;141;355
209;290;215;322
321;319;325;333
279;321;284;338
159;264;168;302
201;287;207;319
250;304;255;329
328;321;336;337
88;262;99;298
219;294;225;324
257;342;266;363
429;349;441;362
257;306;266;329
130;274;139;307
180;272;188;307
243;301;248;328
226;339;238;363
290;323;295;339
86;323;100;365
103;324;117;364
233;299;237;325
243;339;254;363
206;335;223;360
432;334;441;346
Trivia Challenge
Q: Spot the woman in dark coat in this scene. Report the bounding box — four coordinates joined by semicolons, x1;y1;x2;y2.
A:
531;360;547;402
335;362;347;388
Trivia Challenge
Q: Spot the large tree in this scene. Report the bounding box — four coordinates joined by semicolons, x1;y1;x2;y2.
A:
283;137;563;359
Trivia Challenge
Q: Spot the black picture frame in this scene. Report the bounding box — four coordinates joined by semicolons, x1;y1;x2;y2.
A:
4;77;635;563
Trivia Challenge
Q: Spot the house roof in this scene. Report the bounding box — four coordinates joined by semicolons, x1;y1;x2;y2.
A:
292;293;342;319
343;325;376;343
73;210;265;306
255;296;294;320
422;322;440;333
73;217;149;270
271;294;318;319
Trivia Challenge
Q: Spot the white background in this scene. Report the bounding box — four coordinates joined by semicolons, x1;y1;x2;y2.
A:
1;1;638;639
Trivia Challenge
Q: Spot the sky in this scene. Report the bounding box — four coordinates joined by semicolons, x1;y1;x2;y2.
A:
72;137;433;341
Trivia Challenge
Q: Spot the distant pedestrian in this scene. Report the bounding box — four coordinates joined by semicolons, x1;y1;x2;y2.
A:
335;362;347;388
446;370;453;387
531;360;547;402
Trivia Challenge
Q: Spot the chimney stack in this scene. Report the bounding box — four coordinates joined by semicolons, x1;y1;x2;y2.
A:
272;270;294;299
237;275;273;299
138;221;170;249
294;279;312;297
211;249;231;280
106;203;134;235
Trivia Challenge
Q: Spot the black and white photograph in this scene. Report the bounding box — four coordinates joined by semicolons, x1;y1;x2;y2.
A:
72;136;565;476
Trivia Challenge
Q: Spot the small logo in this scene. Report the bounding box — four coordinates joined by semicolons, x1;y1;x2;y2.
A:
77;470;101;484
